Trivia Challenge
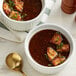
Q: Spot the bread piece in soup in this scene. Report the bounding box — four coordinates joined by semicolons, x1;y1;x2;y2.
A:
50;33;62;45
12;0;24;12
52;56;65;66
15;1;24;12
57;44;70;52
9;11;21;20
3;2;11;15
52;57;61;66
47;47;58;61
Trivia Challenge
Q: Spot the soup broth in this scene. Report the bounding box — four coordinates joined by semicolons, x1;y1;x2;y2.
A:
29;30;70;67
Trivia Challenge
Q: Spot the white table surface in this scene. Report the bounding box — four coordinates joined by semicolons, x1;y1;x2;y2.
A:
0;0;76;76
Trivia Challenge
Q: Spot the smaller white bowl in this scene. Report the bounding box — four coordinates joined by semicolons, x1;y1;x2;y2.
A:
24;23;74;74
0;0;45;31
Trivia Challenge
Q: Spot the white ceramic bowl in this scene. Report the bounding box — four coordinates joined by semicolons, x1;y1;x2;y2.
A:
24;23;74;74
0;0;46;31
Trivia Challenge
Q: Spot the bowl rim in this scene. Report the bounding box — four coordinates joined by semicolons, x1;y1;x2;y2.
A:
0;0;45;23
24;23;74;69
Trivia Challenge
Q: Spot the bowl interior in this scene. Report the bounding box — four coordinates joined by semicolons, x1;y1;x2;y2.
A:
1;0;45;23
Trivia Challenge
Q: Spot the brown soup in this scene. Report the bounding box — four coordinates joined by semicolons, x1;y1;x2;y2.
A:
29;30;70;67
3;0;42;21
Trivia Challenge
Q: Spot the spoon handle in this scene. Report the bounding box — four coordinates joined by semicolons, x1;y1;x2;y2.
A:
20;70;27;76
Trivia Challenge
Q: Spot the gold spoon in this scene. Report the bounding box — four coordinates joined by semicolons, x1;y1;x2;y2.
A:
6;53;26;76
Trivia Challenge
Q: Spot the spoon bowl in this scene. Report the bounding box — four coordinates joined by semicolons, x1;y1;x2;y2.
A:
6;53;26;76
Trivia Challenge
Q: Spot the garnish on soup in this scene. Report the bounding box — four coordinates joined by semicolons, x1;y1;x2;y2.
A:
8;0;15;10
3;0;42;21
29;30;70;67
